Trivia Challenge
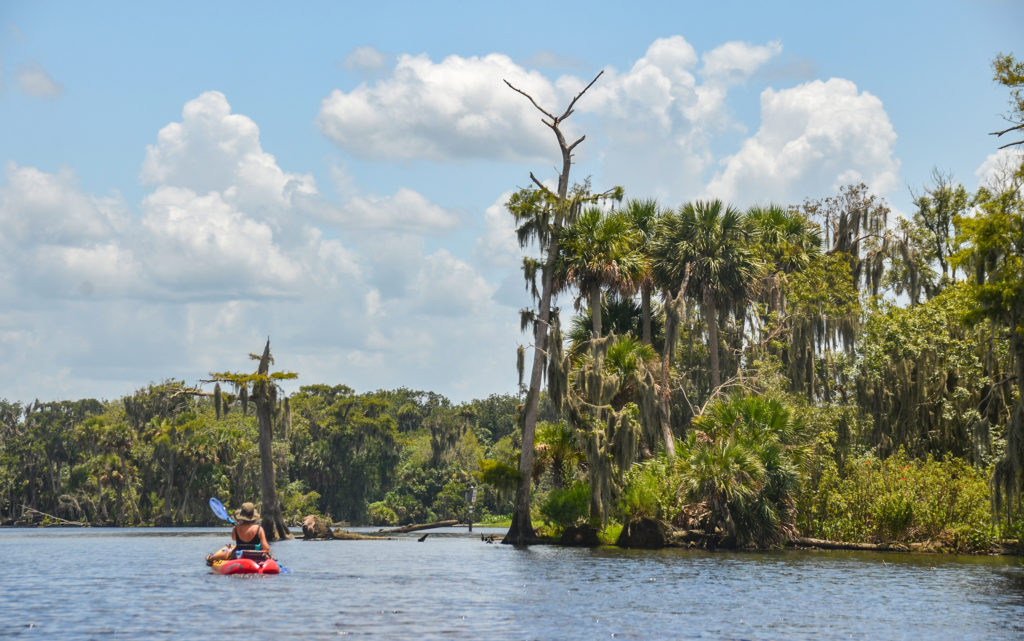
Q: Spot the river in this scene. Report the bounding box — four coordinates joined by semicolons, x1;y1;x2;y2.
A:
2;527;1023;640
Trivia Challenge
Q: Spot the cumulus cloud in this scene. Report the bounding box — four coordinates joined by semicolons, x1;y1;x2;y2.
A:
0;163;138;298
316;53;558;161
704;78;900;205
563;36;782;203
0;35;911;406
141;91;317;215
139;186;304;297
0;163;128;245
0;84;518;405
16;61;62;98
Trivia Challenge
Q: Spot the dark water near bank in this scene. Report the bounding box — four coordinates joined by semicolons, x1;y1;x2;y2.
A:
2;527;1024;640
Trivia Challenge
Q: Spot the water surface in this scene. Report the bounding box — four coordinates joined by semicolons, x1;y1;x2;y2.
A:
2;527;1023;640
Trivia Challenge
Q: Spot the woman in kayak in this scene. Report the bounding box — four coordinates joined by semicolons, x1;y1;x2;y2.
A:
206;502;272;564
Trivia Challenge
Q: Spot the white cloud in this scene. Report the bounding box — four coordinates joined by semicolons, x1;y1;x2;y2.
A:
141;91;317;214
0;35;912;406
310;186;461;233
567;36;782;204
474;191;521;270
408;249;496;317
0;163;128;245
701;40;783;83
974;149;1024;190
704;78;900;205
28;242;144;299
16;61;62;98
139;186;304;297
342;46;389;73
0;84;520;405
316;53;557;161
0;163;139;298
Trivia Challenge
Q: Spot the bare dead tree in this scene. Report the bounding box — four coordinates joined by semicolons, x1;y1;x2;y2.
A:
502;70;612;545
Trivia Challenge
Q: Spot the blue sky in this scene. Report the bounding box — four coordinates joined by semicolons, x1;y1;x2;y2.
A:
0;0;1021;404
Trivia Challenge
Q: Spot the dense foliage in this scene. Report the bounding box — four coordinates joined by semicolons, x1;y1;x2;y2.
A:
0;384;522;528
2;55;1023;553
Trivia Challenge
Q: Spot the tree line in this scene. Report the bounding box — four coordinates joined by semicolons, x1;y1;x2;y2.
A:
2;54;1022;552
0;376;532;529
499;53;1024;548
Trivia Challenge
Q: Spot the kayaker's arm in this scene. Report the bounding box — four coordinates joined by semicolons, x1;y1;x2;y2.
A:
258;526;271;556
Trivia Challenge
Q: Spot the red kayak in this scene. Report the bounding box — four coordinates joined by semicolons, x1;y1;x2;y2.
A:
208;547;281;575
212;556;280;575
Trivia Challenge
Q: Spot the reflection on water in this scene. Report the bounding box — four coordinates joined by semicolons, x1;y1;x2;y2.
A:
1;527;1023;640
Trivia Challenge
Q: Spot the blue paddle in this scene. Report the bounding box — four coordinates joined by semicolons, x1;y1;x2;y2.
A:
209;497;235;525
208;497;289;573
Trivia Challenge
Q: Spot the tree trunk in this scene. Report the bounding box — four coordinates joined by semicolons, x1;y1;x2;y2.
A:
658;279;687;461
641;283;652;345
504;71;603;546
257;392;290;541
704;287;721;390
255;341;292;542
505;239;556;546
590;282;602;337
163;445;175;523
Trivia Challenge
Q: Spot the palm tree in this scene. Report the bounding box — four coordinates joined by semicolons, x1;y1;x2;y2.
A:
557;207;645;338
676;393;803;548
747;204;821;314
653;200;758;391
623;199;662;345
534;420;580;489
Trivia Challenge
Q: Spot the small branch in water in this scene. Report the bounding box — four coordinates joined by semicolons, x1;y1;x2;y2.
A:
21;505;87;527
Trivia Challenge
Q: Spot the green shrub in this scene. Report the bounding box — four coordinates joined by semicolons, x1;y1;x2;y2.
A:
801;450;995;550
540;482;590;532
873;492;914;539
366;501;398;526
618;457;673;521
279;481;322;524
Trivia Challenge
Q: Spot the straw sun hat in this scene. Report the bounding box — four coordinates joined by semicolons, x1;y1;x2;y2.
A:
235;502;261;523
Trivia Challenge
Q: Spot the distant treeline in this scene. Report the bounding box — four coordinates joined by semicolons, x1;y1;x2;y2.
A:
0;384;535;528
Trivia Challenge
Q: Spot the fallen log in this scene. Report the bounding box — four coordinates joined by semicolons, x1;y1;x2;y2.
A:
301;514;389;540
376;519;458;534
667;529;711;546
21;505;87;527
789;536;908;551
326;530;390;540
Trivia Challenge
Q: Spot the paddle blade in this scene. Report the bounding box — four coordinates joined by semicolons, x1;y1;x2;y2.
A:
209;497;235;524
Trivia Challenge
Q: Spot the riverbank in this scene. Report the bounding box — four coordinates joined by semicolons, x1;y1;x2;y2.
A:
7;513;1021;556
